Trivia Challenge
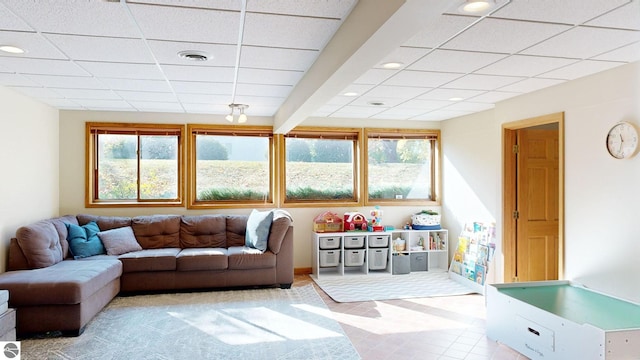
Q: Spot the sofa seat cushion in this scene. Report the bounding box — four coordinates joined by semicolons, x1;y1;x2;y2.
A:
227;246;276;270
118;248;180;273
176;248;228;271
0;259;122;306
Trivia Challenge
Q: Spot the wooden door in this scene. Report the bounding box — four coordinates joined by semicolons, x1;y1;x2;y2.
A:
516;129;559;281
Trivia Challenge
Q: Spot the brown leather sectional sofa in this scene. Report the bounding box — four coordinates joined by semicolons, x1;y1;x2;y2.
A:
0;212;294;337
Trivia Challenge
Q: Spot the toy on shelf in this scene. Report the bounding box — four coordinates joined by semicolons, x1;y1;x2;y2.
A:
344;212;368;231
369;206;384;231
411;209;441;230
313;211;343;233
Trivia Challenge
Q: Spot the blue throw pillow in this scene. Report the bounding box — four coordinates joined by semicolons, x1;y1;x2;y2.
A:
66;221;106;259
245;209;273;252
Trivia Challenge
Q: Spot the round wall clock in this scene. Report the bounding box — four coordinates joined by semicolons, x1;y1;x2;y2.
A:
606;121;638;159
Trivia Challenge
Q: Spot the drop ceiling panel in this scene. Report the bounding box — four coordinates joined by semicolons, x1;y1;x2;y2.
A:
584;1;640;30
101;78;173;92
247;0;357;18
77;62;166;80
443;18;571;54
171;81;232;95
75;99;135;110
1;0;140;37
235;83;292;97
242;12;341;49
240;46;319;71
131;0;239;11
0;73;38;86
23;74;108;89
348;97;406;108
593;42;640;62
383;71;462;88
498;78;567;93
0;57;90;76
403;15;479;48
237;68;304;86
329;106;385;118
53;88;120;100
326;95;358;106
115;91;178;102
44;34;155;63
445;74;525;91
339;84;376;96
0;3;32;31
177;93;229;105
0;31;68;59
160;65;235;82
233;95;286;108
414;109;472;121
522;26;640;59
443;101;494;112
39;98;82;109
418;88;486;101
147;41;237;67
489;0;630;25
364;85;431;99
408;49;507;73
353;69;397;85
399;99;452;110
370;107;432;119
128;3;239;44
468;91;521;103
130;101;184;112
540;60;625;80
9;86;62;98
476;55;578;77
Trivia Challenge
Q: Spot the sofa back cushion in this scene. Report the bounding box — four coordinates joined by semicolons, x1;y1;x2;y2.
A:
77;214;132;231
180;215;227;248
15;220;64;269
132;215;181;248
225;215;248;247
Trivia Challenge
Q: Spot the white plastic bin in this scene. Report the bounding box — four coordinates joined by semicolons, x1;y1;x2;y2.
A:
368;234;389;248
319;236;340;249
344;235;365;248
344;249;365;267
319;250;340;267
368;248;388;270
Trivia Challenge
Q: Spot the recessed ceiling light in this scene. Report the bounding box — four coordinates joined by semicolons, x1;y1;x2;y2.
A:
449;97;464;101
381;62;404;69
0;45;25;54
178;50;210;61
343;92;359;97
368;101;386;106
458;0;495;13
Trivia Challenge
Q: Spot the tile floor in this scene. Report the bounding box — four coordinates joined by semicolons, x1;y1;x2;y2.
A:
294;274;529;360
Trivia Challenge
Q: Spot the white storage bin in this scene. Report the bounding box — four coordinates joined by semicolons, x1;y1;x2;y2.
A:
319;236;340;249
368;234;389;248
368;248;388;270
344;249;365;267
319;250;340;267
344;235;365;248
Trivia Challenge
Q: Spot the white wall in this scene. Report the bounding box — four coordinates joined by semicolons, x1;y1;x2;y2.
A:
0;87;59;271
58;110;442;269
442;61;640;302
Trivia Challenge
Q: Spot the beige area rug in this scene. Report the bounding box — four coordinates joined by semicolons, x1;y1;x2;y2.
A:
20;285;360;360
312;271;477;303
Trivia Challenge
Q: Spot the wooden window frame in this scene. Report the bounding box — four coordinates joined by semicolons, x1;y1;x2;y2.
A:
364;128;441;206
187;124;276;209
280;127;363;208
85;122;185;208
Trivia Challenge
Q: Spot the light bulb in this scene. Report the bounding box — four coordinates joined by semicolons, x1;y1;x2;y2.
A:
238;112;247;123
459;0;494;13
225;113;234;122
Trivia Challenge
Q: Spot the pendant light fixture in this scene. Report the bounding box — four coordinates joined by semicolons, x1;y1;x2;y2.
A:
225;0;249;123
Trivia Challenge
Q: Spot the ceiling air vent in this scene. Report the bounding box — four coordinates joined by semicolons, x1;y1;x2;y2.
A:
178;50;210;62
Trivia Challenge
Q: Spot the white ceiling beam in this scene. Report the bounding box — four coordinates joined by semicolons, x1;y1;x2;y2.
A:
272;0;455;134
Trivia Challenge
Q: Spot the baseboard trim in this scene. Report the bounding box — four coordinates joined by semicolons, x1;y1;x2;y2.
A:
294;267;312;275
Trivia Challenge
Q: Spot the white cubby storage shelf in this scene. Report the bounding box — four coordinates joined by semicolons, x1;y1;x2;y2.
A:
311;229;448;278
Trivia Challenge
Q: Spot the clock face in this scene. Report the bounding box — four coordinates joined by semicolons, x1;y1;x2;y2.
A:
606;122;638;159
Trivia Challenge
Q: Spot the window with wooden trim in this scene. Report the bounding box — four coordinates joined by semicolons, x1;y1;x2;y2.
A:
365;129;439;204
187;125;275;209
282;128;361;206
86;123;184;207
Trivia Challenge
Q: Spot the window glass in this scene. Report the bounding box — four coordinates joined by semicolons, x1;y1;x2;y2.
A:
284;129;359;204
194;134;270;202
367;131;437;202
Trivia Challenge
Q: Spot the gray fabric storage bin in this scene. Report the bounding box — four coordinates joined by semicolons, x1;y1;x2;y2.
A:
410;253;428;271
392;254;410;275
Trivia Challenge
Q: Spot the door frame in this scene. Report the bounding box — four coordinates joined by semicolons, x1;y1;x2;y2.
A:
502;112;565;282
